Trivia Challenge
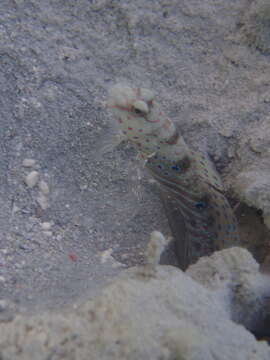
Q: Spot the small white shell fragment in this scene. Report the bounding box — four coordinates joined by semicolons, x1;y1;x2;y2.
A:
37;194;49;210
25;171;39;188
41;222;51;230
100;248;113;264
22;158;36;167
38;180;50;195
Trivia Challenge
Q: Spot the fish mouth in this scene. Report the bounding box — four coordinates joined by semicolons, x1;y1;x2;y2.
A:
145;118;160;123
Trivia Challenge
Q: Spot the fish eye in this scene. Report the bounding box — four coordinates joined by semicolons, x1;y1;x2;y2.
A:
132;100;148;116
195;201;207;210
133;108;145;116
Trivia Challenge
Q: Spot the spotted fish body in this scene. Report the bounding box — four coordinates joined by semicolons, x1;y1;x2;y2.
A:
146;152;239;268
107;84;240;268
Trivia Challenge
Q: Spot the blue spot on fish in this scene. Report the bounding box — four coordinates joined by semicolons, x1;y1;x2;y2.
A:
195;201;207;210
226;224;236;233
171;165;181;171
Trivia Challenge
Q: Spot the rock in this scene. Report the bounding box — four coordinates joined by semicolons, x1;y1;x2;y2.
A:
187;247;270;332
0;247;269;359
233;170;270;229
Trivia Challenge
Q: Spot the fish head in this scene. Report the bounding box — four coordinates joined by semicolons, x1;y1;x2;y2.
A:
107;84;176;154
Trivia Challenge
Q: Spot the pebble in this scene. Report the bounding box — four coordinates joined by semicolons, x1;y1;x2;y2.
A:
22;158;36;167
37;194;49;210
0;276;6;283
38;180;50;195
100;248;113;264
41;222;51;230
25;171;39;188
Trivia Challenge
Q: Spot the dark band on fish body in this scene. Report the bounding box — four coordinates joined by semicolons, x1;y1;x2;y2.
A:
175;156;191;171
166;130;180;145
